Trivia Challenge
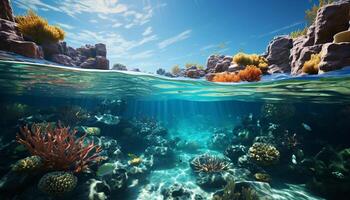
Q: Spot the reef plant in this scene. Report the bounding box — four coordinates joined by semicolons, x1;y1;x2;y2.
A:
232;53;268;70
212;180;259;200
15;10;65;44
16;123;103;173
302;53;321;74
38;171;77;195
191;154;231;173
11;155;44;172
211;66;262;83
248;143;280;166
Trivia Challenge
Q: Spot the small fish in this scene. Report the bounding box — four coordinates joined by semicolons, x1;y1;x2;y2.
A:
291;154;297;165
302;123;312;131
332;171;345;179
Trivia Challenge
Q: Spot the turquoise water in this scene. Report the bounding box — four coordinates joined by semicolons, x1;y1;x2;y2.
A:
1;60;350;200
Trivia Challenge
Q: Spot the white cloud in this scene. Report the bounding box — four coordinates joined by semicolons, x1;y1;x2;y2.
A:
200;44;216;51
158;30;192;49
13;0;61;12
138;35;158;45
89;19;98;23
142;27;152;36
112;22;123;28
58;0;128;17
97;14;109;20
56;23;74;30
256;21;304;38
130;50;154;59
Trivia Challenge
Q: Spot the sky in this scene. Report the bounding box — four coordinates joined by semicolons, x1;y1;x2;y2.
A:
12;0;316;72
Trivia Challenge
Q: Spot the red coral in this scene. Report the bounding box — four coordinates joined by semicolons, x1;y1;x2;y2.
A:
210;65;262;83
16;123;103;173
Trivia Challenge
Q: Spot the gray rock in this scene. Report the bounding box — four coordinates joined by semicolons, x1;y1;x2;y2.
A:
112;63;127;71
95;43;107;57
314;0;350;44
80;56;109;70
51;54;75;66
265;35;293;73
319;42;350;72
0;0;14;22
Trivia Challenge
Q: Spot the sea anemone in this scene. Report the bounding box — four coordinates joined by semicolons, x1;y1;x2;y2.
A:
15;10;65;44
17;123;103;173
190;154;231;173
38;171;77;195
302;53;321;74
248;143;280;166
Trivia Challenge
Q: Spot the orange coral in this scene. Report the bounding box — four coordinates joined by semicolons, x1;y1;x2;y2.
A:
17;123;103;173
211;65;262;83
238;65;262;82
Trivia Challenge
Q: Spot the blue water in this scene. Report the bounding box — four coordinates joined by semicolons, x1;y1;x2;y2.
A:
1;60;350;200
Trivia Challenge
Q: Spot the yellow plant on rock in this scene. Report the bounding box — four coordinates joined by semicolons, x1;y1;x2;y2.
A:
232;53;268;72
171;65;181;75
302;53;321;74
15;10;65;44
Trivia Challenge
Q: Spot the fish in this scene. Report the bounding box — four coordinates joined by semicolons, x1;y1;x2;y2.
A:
96;163;116;176
291;154;297;165
302;123;312;131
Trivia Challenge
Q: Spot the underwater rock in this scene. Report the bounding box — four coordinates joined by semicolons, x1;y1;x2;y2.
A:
225;145;247;163
318;42;350;72
103;168;128;193
145;145;175;168
94;114;120;125
265;35;293;73
208;128;232;151
74;178;111;200
161;183;204;200
314;0;350;44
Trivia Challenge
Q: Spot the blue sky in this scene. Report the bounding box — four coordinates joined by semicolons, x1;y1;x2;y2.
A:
12;0;315;72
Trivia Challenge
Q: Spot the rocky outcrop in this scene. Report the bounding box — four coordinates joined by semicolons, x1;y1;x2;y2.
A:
0;19;43;59
185;65;206;78
112;63;128;71
80;56;109;70
265;35;293;73
0;0;14;22
289;0;350;75
206;55;232;73
319;43;350;72
314;1;350;44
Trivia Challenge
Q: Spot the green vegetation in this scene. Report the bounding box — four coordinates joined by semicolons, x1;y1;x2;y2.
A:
290;28;307;39
232;53;268;71
302;53;321;74
185;63;204;70
15;10;65;44
171;65;181;75
290;0;334;38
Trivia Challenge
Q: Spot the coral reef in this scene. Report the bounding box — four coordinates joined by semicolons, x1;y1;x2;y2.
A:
11;155;43;172
212;180;259;200
248;143;280;166
302;53;321;74
16;123;103;173
38;171;77;195
15;10;65;44
191;154;231;173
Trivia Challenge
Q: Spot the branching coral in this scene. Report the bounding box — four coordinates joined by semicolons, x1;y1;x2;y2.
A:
17;123;103;173
248;143;280;166
211;66;262;83
302;53;321;74
191;154;231;173
15;10;65;44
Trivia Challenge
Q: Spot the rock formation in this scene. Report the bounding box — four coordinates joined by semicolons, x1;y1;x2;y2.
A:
265;35;293;73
